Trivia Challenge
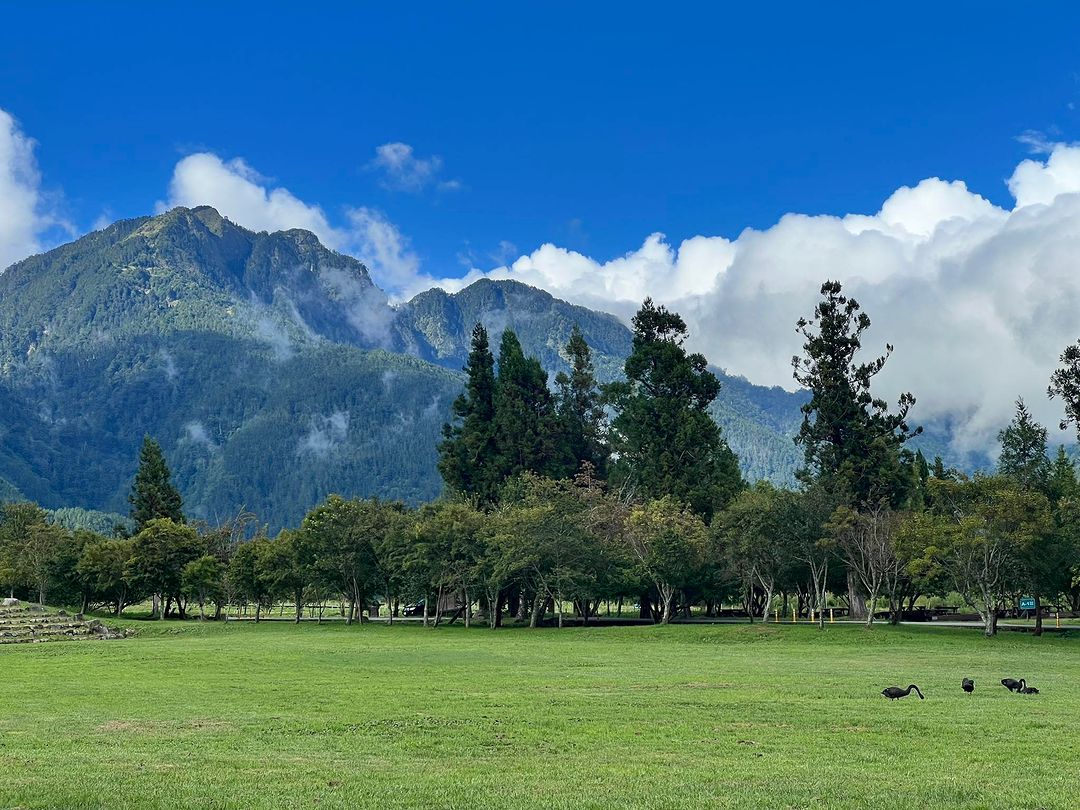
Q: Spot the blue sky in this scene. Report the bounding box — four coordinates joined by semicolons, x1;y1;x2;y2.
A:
2;3;1079;277
5;3;1080;448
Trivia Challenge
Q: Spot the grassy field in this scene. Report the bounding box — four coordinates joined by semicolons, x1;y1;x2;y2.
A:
1;621;1078;809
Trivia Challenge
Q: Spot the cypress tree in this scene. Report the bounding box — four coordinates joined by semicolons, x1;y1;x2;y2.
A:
129;436;184;531
997;398;1050;493
554;326;609;479
492;329;561;483
438;323;499;503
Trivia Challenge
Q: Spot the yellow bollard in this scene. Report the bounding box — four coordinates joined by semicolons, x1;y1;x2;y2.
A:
810;608;815;623
792;608;797;624
830;607;835;624
1056;612;1061;629
774;609;779;624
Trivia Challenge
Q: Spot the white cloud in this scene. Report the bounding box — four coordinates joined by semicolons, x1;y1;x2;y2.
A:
160;152;438;299
453;153;1080;454
160;153;349;248
345;206;437;299
0;109;71;272
298;411;349;457
1008;142;1080;207
368;142;458;193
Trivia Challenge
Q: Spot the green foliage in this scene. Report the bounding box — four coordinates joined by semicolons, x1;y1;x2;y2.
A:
438;323;499;503
793;280;920;506
997;398;1050;493
76;536;137;614
127;518;203;617
181;554;225;619
554;326;609;478
491;329;563;482
605;298;744;520
625;496;709;623
129;436;184;530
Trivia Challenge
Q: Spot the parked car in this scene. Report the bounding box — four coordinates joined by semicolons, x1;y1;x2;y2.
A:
401;601;426;617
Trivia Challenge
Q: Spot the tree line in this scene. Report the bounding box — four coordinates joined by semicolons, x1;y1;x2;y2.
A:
3;282;1080;636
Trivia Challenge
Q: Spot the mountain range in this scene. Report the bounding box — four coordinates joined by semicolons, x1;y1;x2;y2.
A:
0;206;980;529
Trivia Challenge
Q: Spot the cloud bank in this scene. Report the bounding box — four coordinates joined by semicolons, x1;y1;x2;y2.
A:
448;147;1080;452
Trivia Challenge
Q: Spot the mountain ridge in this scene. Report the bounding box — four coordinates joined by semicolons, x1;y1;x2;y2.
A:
0;207;965;527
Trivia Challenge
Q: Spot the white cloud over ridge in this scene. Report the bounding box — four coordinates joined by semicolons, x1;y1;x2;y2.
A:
449;146;1080;453
0;109;71;272
160;152;436;299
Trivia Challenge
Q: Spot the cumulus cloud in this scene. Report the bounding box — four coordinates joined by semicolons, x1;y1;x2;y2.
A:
0;109;71;272
345;206;438;298
367;142;459;193
452;145;1080;454
160;152;436;300
160;153;348;247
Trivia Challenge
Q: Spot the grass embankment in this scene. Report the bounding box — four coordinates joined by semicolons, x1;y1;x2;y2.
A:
1;621;1077;809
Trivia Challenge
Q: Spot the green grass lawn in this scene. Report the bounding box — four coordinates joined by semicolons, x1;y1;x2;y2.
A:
1;621;1078;809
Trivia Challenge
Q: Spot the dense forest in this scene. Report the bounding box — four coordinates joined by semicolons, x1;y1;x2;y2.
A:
3;281;1079;636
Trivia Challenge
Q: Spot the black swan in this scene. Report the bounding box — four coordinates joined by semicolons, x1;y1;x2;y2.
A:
962;678;974;693
881;684;924;700
1020;684;1040;694
1001;678;1023;692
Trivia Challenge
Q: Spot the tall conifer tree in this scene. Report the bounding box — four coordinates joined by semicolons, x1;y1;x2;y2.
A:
492;329;561;482
438;323;499;503
554;326;609;479
129;436;184;531
605;299;743;521
792;280;920;506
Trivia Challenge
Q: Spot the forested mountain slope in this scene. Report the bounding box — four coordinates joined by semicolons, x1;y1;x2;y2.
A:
0;207;974;527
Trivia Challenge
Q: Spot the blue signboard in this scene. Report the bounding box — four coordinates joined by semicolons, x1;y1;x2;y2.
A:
1019;597;1036;610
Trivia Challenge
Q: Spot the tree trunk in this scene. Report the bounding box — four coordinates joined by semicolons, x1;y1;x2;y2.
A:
529;596;544;628
507;585;520;620
847;570;866;621
198;598;206;621
423;593;430;628
255;603;262;623
1034;594;1043;637
661;591;674;624
639;592;652;620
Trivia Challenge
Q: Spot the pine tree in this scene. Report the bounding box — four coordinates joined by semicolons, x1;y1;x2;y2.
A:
997;398;1050;493
129;436;184;531
492;329;561;483
554;326;609;479
1048;446;1079;503
438;323;499;503
792;280;920;506
604;299;743;521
